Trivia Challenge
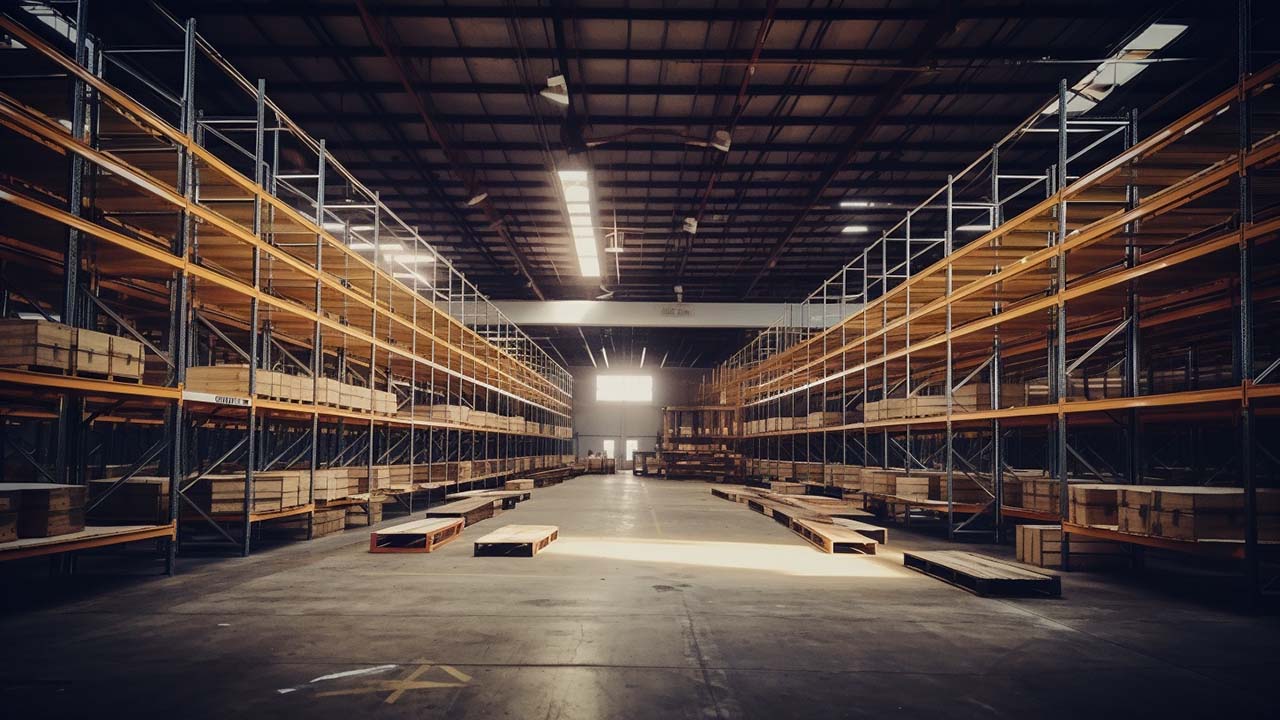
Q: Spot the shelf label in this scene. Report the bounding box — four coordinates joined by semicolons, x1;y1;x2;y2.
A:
182;390;251;407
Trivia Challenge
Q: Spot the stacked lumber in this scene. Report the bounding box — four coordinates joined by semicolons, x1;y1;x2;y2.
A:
345;500;383;527
1016;524;1127;569
0;483;87;539
313;467;362;501
0;319;143;381
205;470;309;514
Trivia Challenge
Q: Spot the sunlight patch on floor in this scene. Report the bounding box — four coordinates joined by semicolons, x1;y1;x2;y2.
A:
542;536;911;578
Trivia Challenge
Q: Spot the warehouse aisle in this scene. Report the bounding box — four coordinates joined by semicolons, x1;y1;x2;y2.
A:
3;472;1277;719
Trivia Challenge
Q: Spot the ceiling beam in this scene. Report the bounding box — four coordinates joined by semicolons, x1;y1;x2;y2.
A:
265;80;1057;98
282;111;1029;127
182;3;1175;22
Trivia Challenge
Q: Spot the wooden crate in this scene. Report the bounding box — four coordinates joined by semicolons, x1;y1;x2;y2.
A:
88;476;173;524
1148;487;1280;541
1068;483;1128;526
206;471;308;514
1;483;87;538
186;365;289;399
107;334;144;381
1117;487;1154;534
1017;524;1127;569
0;319;74;372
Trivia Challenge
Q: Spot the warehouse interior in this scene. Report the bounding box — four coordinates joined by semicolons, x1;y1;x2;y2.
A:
2;0;1279;717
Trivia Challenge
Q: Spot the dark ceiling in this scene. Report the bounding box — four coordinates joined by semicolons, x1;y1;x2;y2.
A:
144;0;1237;310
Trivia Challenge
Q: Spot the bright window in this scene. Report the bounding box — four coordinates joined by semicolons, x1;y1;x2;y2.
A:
602;439;615;459
625;439;639;461
596;374;653;403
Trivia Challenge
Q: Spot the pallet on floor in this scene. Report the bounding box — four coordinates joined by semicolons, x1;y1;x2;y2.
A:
368;517;465;553
445;489;532;508
792;518;878;554
473;524;559;557
424;496;500;526
903;550;1061;597
832;518;889;544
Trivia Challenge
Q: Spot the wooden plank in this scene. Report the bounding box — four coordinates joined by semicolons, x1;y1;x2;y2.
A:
903;550;1061;597
445;489;532;509
368;517;464;553
473;524;559;557
792;518;877;554
0;523;175;562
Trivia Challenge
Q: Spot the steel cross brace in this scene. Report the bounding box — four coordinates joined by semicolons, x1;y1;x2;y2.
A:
85;437;168;512
81;287;174;367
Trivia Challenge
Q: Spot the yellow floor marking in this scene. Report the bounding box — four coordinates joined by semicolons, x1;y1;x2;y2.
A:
312;660;469;704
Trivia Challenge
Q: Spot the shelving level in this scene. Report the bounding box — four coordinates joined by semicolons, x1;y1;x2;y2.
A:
0;3;573;571
705;53;1280;594
659;405;743;482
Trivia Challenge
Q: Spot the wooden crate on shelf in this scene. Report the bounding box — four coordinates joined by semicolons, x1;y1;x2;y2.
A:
71;327;112;376
0;319;74;373
88;476;176;524
345;500;384;528
1148;486;1280;541
186;365;289;399
372;388;397;414
1117;487;1154;534
1068;484;1128;526
1016;524;1127;569
0;483;87;538
106;334;144;381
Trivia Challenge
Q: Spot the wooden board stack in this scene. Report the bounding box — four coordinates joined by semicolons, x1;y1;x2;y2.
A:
206;471;309;514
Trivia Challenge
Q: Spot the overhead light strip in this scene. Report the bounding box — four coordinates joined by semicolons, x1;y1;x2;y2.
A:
557;169;601;277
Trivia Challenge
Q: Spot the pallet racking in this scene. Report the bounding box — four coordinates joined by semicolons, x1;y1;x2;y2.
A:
0;2;573;571
706;13;1280;596
659;405;743;481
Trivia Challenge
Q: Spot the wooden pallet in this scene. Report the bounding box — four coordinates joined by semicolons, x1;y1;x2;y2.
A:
473;524;559;557
368;517;464;553
832;518;888;544
424;497;499;526
903;550;1061;597
792;518;878;554
445;489;531;508
505;478;535;491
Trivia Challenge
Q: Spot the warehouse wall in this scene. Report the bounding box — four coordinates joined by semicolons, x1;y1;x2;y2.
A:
571;365;707;467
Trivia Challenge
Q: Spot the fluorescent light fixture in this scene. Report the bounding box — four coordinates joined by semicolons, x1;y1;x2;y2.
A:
842;225;870;234
601;346;610;368
540;74;570;106
1044;22;1187;116
639;347;646;367
558;168;600;277
956;224;993;232
839;201;874;208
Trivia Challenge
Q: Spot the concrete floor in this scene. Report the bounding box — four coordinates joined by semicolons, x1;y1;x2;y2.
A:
3;472;1278;719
